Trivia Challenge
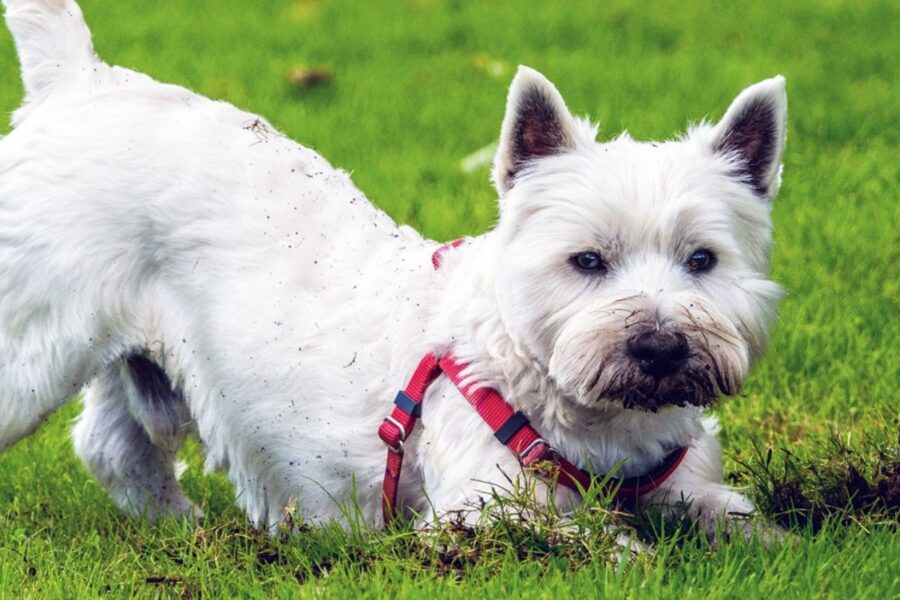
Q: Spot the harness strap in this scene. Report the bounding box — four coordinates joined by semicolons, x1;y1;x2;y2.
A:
438;355;594;492
378;352;689;525
431;238;464;269
377;354;443;522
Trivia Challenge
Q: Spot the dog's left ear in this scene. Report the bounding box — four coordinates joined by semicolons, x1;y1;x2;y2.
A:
710;76;788;201
492;66;578;196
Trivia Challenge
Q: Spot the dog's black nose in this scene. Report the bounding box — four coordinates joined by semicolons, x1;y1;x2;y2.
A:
627;330;689;377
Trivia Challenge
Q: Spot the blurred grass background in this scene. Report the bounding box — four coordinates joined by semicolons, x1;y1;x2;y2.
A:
0;0;897;597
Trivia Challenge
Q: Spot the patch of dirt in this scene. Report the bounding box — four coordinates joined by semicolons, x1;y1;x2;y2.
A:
287;66;333;88
750;439;900;531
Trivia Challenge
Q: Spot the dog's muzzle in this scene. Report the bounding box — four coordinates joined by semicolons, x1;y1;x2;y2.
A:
597;329;729;411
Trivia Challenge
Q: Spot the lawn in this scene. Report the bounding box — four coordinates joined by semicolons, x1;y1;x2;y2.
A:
0;0;897;597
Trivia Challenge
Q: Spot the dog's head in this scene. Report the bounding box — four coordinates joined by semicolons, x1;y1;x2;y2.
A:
490;67;786;412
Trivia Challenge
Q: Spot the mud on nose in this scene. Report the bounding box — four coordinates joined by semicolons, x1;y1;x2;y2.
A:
626;330;689;377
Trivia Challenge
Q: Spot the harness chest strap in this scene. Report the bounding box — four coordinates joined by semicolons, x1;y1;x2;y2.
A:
377;241;690;525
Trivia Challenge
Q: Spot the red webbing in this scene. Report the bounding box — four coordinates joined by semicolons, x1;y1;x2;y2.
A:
378;354;443;524
615;445;690;501
381;446;404;524
381;352;689;524
431;239;464;269
439;355;593;493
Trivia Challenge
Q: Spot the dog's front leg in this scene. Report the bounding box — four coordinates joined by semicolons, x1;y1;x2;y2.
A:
417;446;532;528
417;457;647;560
639;417;780;545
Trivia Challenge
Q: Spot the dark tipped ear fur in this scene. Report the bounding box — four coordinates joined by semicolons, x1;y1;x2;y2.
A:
492;66;577;195
712;76;788;200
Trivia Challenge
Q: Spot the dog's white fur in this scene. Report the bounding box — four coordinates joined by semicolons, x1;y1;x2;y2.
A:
0;0;786;536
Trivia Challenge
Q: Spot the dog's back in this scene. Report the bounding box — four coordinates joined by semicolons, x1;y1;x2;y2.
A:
0;0;433;525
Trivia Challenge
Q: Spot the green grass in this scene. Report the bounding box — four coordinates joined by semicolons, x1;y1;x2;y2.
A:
0;0;897;597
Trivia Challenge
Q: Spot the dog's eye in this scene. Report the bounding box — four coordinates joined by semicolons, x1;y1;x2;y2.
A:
687;248;716;273
571;252;606;273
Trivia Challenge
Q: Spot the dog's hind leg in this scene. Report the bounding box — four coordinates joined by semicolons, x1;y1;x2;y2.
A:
0;323;107;452
72;355;200;520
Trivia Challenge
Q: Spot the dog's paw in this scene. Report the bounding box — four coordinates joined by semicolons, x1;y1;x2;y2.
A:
697;509;786;549
687;490;785;548
543;519;651;563
610;527;653;565
132;499;204;524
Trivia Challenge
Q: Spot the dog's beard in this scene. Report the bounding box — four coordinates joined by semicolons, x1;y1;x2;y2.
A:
547;294;749;412
589;351;735;412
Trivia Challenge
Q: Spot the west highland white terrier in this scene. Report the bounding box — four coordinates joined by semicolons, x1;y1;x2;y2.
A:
0;0;787;541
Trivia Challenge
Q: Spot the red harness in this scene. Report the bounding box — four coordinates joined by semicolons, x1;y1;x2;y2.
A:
377;241;689;524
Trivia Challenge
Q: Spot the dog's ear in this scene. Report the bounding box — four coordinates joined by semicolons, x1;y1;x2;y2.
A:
711;76;788;201
492;66;578;196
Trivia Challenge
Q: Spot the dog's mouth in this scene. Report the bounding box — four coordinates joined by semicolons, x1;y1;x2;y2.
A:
593;361;738;412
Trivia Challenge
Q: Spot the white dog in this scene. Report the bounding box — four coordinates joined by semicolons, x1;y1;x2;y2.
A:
0;0;786;539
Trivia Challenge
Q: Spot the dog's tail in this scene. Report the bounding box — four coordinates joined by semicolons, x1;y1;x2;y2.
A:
3;0;98;104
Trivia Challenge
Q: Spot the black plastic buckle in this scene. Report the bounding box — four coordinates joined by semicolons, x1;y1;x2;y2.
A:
494;411;529;444
393;390;422;418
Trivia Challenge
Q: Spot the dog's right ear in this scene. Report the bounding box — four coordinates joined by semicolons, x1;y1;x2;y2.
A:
492;66;578;196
